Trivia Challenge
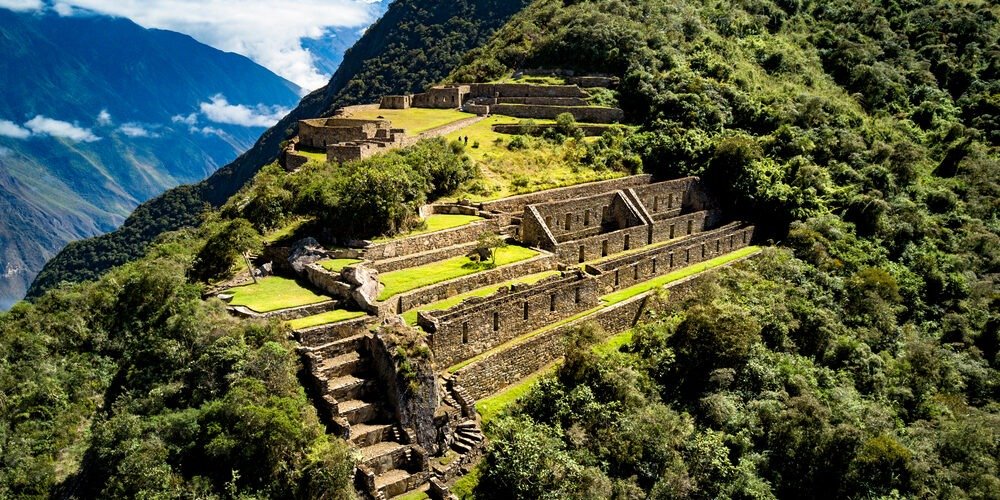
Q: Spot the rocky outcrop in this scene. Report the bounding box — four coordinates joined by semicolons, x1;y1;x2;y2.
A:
288;237;328;274
343;264;385;313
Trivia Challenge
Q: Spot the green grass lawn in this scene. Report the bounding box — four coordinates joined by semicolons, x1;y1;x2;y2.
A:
377;245;540;301
401;270;561;326
373;214;483;242
286;309;367;330
225;276;330;313
393;489;430;500
593;329;634;357
347;107;471;135
476;365;554;426
319;258;362;273
295;149;326;162
601;246;761;305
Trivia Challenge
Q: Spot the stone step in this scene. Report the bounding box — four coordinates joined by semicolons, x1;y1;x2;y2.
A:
351;423;396;447
361;441;408;475
450;440;472;454
456;420;477;430
375;468;416;499
319;351;366;378
456;429;483;442
338;399;381;425
309;333;366;359
327;374;369;401
455;435;480;449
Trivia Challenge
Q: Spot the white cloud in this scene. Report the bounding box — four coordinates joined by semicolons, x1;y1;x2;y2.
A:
97;109;112;126
198;94;288;128
25;115;100;142
0;120;31;139
198;126;225;136
39;1;382;90
118;123;154;137
0;0;43;11
171;113;199;126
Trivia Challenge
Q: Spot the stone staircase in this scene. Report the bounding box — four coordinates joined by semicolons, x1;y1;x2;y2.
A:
300;326;430;499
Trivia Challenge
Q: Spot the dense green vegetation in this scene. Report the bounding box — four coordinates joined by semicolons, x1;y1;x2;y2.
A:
28;0;532;300
450;0;1000;497
0;231;354;498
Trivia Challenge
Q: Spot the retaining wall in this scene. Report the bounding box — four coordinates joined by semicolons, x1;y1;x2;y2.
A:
496;96;589;106
492;123;614;136
389;253;558;314
364;219;501;261
304;264;351;299
468;83;588;99
422;273;599;368
479;175;652;214
595;224;755;292
373;241;480;274
555;225;651;264
295;315;375;346
491;104;624;123
453;251;759;399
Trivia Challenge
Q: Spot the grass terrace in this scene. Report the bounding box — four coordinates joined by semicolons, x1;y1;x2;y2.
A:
445;115;622;201
286;310;367;331
601;246;761;305
372;214;483;242
319;258;363;273
225;276;330;313
346;107;471;135
401;270;561;326
263;217;315;244
294;149;327;163
377;245;540;301
475;365;554;426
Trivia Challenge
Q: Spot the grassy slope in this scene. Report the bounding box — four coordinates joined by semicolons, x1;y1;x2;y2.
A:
377;245;539;300
347;107;472;134
225;276;330;313
401;270;561;325
286;309;367;330
372;214;483;242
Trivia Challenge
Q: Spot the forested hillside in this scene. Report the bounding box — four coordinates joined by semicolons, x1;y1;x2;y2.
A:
441;0;999;497
3;0;997;498
28;0;532;301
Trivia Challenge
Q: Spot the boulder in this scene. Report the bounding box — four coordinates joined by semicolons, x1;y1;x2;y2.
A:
287;237;326;274
342;264;385;311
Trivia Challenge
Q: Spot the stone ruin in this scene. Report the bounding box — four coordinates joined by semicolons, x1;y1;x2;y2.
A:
282;117;409;170
229;173;759;499
381;81;625;123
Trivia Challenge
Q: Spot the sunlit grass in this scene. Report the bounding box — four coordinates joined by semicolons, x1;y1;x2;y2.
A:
319;258;362;273
263;217;314;244
401;270;561;326
373;214;483;242
601;246;761;305
347;107;472;134
378;246;539;301
476;365;554;426
286;310;367;330
225;276;329;313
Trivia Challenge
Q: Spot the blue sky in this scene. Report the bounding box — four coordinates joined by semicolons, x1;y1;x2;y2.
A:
0;0;384;90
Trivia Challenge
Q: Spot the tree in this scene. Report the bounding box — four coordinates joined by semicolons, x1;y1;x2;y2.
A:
476;232;508;265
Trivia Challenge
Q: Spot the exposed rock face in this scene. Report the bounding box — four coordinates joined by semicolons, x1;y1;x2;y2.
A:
343;264;385;311
287;237;327;274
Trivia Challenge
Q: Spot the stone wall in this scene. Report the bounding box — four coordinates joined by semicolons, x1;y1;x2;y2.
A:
390;252;558;314
492;123;614;137
283;151;310;172
453;250;761;399
304;263;351;299
464;103;490;116
421;273;599;368
630;177;701;215
524;192;626;242
479;175;652;214
381;95;411;109
412;86;470;109
554;224;651;264
299;118;391;148
594;223;755;292
453;292;647;400
496;96;589;106
650;211;711;243
372;241;480;274
491;104;624;123
364;219;502;261
295;315;375;346
467;83;588;99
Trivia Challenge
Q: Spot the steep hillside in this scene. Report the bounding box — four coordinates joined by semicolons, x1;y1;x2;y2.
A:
0;9;303;309
28;0;533;301
431;0;999;497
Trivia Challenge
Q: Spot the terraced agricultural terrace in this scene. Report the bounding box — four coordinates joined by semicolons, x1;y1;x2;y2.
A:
222;82;761;499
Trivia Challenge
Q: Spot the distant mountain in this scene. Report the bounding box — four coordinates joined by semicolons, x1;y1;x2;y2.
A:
0;9;305;310
29;0;533;302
